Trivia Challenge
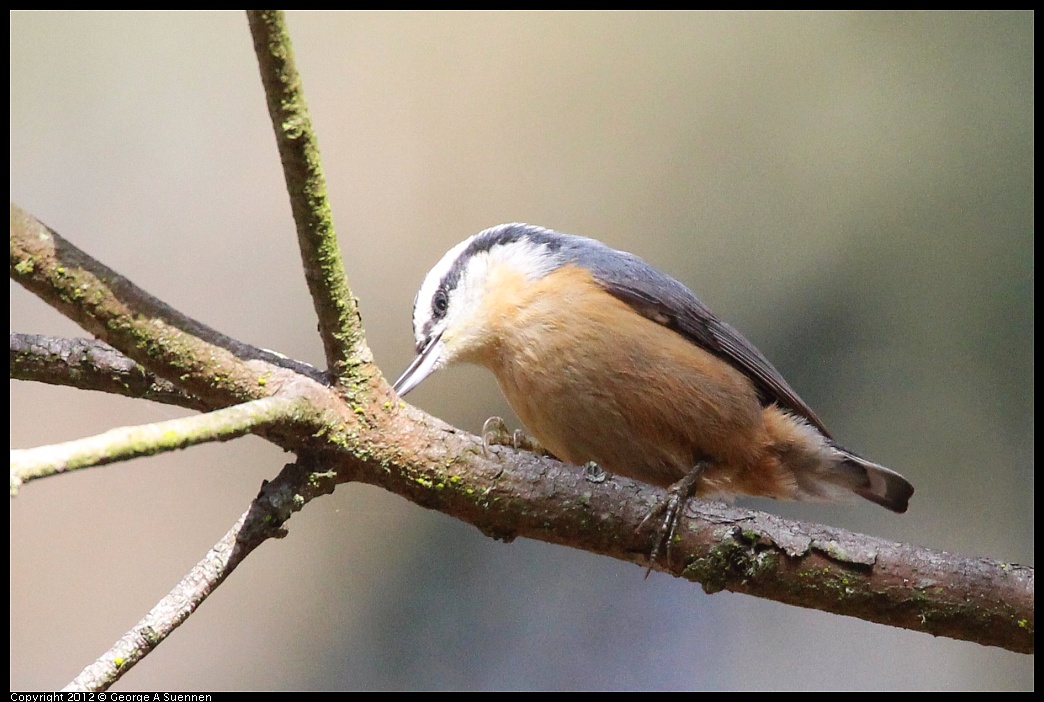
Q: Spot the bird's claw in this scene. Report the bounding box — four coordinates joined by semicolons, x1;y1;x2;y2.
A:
482;417;545;456
638;460;709;577
482;416;511;456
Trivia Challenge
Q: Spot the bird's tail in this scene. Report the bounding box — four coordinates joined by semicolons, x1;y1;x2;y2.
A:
764;407;914;513
830;445;914;513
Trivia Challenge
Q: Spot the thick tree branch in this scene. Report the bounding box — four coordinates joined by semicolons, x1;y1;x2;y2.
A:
247;10;369;381
63;456;337;692
324;407;1036;654
10;396;305;494
10;203;327;405
10;333;204;410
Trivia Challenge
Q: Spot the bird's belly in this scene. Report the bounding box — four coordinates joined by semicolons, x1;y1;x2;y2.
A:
491;325;767;489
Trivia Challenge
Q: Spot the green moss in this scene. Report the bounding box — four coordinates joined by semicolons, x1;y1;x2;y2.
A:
13;258;34;275
683;532;779;594
740;529;760;543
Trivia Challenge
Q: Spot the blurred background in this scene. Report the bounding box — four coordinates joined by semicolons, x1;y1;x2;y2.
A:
10;11;1033;691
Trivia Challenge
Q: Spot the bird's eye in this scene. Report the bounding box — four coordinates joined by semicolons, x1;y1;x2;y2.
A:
433;289;449;315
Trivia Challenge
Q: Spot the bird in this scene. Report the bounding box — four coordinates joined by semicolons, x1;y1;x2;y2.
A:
393;223;913;523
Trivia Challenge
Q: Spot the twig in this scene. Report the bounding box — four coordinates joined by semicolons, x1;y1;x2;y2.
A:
10;396;303;494
63;457;338;691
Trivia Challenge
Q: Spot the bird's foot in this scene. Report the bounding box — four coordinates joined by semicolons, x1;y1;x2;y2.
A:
481;417;546;456
638;460;709;577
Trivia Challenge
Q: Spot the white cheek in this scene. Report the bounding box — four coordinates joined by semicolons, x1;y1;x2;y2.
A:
440;307;489;364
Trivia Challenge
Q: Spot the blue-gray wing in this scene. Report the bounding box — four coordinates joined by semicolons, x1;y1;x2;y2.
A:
563;240;832;438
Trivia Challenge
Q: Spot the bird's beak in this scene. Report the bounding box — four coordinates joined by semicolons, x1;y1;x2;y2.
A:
392;332;445;397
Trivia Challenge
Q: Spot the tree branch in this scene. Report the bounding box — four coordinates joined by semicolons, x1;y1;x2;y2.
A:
247;10;369;381
63;456;337;692
10;201;1030;689
10;202;327;405
10;396;304;494
10;333;204;410
322;407;1036;654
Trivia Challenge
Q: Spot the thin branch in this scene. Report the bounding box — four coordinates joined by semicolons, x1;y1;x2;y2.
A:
10;203;327;405
10;333;204;410
10;396;303;494
63;456;338;692
247;10;370;381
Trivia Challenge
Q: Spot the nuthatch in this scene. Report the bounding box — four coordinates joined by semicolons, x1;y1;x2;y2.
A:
394;224;914;515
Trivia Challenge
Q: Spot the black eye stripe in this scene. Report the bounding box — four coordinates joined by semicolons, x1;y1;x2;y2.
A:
433;288;449;315
428;287;450;327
